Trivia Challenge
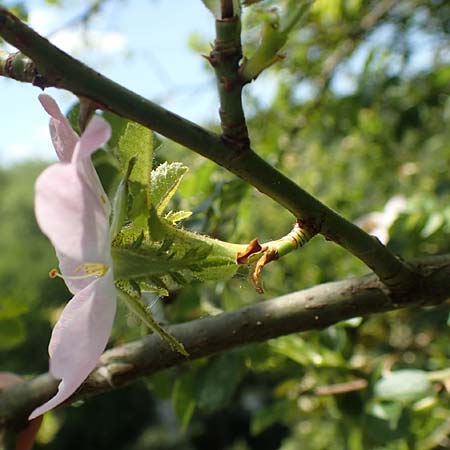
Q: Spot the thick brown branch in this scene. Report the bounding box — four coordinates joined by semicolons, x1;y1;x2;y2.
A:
1;254;449;426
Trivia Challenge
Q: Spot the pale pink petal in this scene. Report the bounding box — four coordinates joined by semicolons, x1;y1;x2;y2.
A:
72;116;112;217
72;116;111;162
35;163;110;263
39;94;79;162
29;271;116;419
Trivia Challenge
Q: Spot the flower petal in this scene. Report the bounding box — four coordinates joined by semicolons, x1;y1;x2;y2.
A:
73;115;111;162
35;163;110;263
28;271;116;419
39;94;79;163
73;116;112;217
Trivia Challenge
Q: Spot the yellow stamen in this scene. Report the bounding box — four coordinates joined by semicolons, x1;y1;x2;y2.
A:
76;263;109;278
48;263;109;280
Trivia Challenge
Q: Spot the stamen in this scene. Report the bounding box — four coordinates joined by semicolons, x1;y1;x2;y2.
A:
78;263;109;278
48;263;109;281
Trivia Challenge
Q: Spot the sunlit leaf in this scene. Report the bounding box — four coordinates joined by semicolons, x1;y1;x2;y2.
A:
374;370;432;403
151;162;188;215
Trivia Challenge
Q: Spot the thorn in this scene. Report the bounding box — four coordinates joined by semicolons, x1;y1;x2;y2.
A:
202;54;216;67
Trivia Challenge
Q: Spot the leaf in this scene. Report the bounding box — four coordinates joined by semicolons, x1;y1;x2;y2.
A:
200;0;220;18
194;353;244;413
118;121;153;234
66;101;81;135
172;372;197;431
420;213;444;238
110;157;136;241
251;400;291;436
270;335;346;367
102;111;129;151
0;318;26;350
119;122;153;187
151;162;188;215
0;298;28;320
165;210;192;224
148;372;174;400
114;210;242;285
374;370;432;403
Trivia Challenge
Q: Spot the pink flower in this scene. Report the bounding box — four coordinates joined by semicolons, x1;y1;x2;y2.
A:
29;94;116;419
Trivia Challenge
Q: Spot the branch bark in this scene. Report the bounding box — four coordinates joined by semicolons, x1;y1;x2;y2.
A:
1;254;449;426
208;14;249;147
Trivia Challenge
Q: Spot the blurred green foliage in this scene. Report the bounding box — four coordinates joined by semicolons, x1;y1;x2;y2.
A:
1;0;450;449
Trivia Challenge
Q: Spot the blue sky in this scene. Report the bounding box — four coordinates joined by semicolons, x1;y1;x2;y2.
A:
0;0;223;165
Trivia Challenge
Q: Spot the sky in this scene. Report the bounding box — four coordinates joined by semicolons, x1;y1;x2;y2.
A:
0;0;225;165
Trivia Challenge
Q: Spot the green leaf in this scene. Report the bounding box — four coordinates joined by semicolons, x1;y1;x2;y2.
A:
118;121;154;234
420;213;444;238
374;370;432;403
0;318;26;350
165;210;193;224
172;372;197;431
102;111;129;151
365;413;408;444
251;400;291;436
270;335;346;367
110;157;136;241
151;162;189;215
195;353;244;413
66;101;81;135
0;298;28;320
119;122;153;186
148;372;174;400
200;0;220;18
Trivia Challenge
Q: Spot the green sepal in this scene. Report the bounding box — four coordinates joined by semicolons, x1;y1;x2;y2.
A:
116;289;188;356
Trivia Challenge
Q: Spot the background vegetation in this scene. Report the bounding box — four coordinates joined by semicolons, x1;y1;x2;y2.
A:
0;0;449;449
